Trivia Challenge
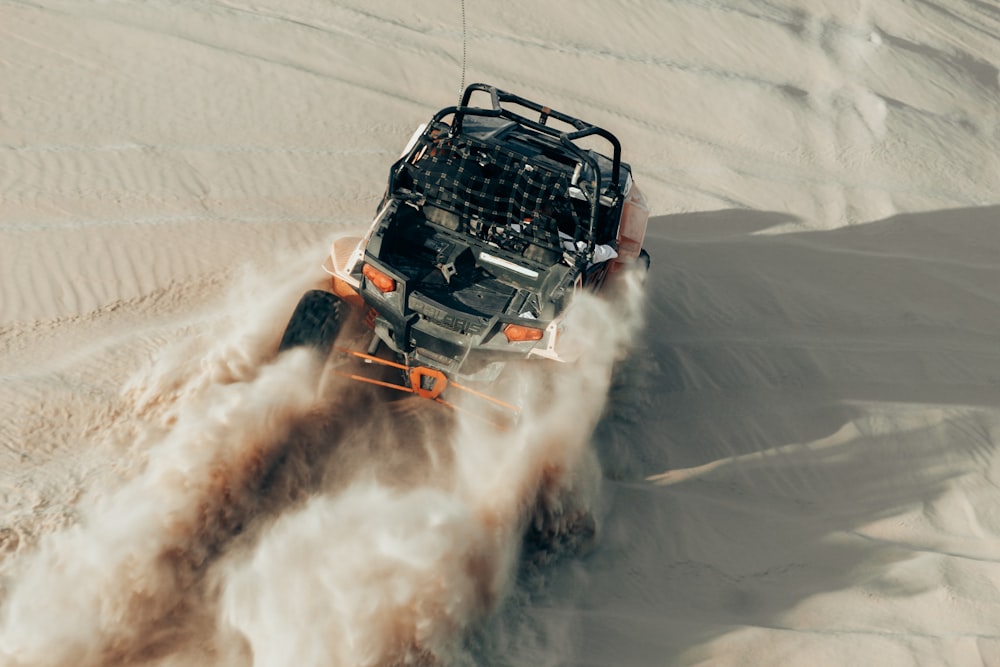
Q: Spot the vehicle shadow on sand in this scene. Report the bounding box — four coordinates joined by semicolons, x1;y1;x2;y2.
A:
480;205;1000;665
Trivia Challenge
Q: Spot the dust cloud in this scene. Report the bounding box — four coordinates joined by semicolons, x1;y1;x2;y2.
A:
0;256;645;667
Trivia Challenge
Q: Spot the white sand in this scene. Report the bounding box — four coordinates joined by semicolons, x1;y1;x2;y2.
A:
2;0;1000;665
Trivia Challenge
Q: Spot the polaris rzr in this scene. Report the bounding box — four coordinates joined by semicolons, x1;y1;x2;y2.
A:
279;83;649;423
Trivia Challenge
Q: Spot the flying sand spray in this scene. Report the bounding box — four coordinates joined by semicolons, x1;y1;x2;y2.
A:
0;244;645;666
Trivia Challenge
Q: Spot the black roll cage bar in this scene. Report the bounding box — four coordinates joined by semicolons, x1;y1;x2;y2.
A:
388;83;624;259
452;83;622;194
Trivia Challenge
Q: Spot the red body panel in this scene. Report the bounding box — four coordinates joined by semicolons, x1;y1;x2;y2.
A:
616;183;649;261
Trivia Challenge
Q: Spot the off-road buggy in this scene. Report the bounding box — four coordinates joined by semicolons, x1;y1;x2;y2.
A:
279;83;650;423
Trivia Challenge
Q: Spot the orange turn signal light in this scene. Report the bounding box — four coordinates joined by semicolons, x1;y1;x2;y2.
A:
363;264;396;293
503;323;544;343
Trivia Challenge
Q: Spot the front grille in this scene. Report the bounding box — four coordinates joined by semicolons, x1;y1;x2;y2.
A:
409;329;465;366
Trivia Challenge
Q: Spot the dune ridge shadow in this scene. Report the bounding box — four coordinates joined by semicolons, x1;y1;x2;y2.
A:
481;205;1000;665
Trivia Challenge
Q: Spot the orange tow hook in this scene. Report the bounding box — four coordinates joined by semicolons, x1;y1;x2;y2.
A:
408;366;449;400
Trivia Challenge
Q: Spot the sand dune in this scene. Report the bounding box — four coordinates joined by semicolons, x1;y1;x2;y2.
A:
2;0;1000;665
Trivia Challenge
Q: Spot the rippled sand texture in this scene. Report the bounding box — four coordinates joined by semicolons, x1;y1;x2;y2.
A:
2;1;1000;666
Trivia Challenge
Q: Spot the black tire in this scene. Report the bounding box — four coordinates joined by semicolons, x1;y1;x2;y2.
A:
278;290;343;355
638;247;651;271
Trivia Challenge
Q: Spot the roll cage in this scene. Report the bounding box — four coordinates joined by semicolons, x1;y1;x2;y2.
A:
384;83;629;268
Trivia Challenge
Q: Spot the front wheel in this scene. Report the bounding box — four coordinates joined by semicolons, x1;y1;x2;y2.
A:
278;290;343;357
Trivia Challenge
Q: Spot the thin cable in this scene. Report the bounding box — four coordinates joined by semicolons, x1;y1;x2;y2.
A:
459;0;467;106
